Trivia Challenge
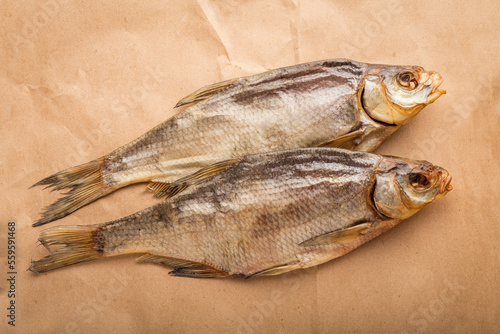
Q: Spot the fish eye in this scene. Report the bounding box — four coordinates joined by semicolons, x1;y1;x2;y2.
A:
409;173;431;189
397;72;419;90
401;74;411;82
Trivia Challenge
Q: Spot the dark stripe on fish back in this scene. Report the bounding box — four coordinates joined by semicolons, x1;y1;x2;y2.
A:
256;67;326;86
321;60;365;74
227;148;380;182
258;148;378;170
232;70;358;106
260;61;363;87
255;59;364;86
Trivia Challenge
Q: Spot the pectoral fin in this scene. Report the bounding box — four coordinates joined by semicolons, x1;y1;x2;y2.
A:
318;129;365;150
175;78;239;108
147;158;242;198
248;262;302;278
137;254;229;278
300;222;374;247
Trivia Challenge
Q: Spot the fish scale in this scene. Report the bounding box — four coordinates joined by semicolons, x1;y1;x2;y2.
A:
117;149;376;262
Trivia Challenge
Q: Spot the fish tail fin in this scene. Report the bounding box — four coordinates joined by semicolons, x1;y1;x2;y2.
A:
28;225;106;273
32;157;115;227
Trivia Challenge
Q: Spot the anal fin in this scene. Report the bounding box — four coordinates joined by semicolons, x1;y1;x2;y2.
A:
300;222;374;247
175;78;239;108
137;254;229;278
318;129;365;150
146;179;171;198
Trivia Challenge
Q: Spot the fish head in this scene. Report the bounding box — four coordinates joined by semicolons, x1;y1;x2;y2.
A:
361;65;446;125
373;158;452;219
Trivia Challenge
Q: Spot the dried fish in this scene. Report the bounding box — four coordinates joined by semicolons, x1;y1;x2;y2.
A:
32;59;445;226
29;148;452;277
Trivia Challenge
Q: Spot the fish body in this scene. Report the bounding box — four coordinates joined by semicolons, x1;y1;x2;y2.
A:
33;59;445;226
30;148;452;277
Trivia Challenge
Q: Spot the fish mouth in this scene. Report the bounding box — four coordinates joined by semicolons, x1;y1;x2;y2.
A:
438;172;453;193
424;71;446;104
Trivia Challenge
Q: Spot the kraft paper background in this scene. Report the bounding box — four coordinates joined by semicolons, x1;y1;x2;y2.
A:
1;1;499;333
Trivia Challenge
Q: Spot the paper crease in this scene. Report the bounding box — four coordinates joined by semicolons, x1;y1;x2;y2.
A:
196;0;233;77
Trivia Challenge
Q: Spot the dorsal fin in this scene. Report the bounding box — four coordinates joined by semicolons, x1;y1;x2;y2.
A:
175;78;239;108
147;157;242;198
137;254;229;278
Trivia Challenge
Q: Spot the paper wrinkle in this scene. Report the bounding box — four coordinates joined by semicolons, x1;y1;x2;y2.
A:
12;62;87;104
24;81;85;107
196;0;233;78
286;0;301;64
60;124;80;141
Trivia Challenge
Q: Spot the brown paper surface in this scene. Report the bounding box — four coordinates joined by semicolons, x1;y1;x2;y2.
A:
1;1;499;333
